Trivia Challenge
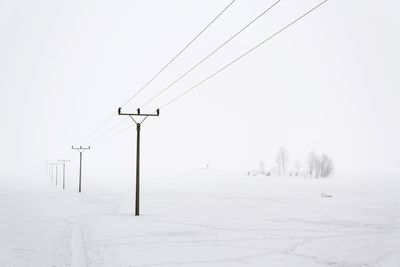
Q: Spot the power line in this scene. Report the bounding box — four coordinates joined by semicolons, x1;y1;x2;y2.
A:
60;0;328;159
58;114;118;159
160;0;329;109
93;124;133;146
72;0;236;146
120;0;237;108
90;117;128;145
140;0;281;109
77;111;117;145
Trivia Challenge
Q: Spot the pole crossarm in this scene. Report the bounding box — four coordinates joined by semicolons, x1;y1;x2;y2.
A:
118;108;160;117
49;162;60;169
50;162;60;168
72;146;91;152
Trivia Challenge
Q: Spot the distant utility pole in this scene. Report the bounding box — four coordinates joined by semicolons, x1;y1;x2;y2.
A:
50;163;58;184
54;163;59;186
47;161;50;179
49;163;54;181
58;159;70;190
71;146;90;193
118;108;159;216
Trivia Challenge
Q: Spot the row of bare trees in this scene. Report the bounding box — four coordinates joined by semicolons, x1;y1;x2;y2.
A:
306;151;334;178
256;147;334;178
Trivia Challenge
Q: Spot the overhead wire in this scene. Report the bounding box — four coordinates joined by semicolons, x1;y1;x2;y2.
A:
90;117;129;145
58;0;329;157
140;0;281;109
72;0;237;147
92;124;133;146
160;0;329;110
120;0;237;108
76;111;117;145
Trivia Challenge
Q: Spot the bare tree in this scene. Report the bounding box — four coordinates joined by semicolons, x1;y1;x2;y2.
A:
308;152;334;178
320;154;334;177
293;161;302;176
307;151;318;177
315;155;322;178
275;147;289;176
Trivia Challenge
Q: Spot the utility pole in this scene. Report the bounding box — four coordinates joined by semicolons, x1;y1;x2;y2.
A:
72;146;90;193
47;161;50;179
50;163;54;181
55;163;58;185
58;159;70;190
50;163;58;184
118;107;159;216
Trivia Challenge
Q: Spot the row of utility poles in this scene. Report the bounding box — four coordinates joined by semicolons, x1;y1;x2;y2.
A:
48;146;89;192
50;108;158;216
49;161;67;189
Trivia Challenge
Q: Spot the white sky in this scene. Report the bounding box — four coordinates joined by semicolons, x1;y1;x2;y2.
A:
1;0;400;177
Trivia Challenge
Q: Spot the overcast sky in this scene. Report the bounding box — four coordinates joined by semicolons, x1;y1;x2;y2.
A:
1;0;399;178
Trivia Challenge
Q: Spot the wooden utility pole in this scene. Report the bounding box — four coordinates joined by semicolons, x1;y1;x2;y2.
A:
58;159;70;190
71;146;90;193
50;163;54;182
55;163;58;185
50;163;59;185
118;108;159;216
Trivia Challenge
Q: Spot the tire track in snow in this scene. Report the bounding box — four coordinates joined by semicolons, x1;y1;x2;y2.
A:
68;193;122;267
71;224;88;267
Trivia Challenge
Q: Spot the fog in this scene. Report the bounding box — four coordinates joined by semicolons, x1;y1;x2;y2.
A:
1;0;400;178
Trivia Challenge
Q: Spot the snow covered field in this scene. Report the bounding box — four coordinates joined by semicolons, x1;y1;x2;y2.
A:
1;170;399;267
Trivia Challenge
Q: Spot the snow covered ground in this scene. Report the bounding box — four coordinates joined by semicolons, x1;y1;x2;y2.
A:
1;170;400;266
